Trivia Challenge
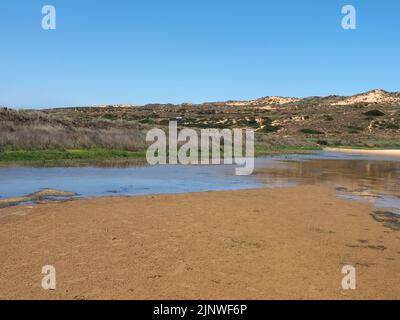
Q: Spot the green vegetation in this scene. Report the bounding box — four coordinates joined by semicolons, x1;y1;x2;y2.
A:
0;146;325;166
0;148;147;166
101;113;118;120
363;109;385;117
360;138;400;149
254;145;322;156
300;128;324;135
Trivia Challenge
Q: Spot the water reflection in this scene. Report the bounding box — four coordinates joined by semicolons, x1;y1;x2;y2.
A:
256;158;400;212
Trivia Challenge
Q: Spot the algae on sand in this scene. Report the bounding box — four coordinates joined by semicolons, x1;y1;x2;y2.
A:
0;189;77;208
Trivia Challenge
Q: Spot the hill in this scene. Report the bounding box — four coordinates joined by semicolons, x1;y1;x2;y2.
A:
1;89;399;154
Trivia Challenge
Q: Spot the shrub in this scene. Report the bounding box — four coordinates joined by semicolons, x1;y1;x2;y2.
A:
363;110;385;117
300;128;324;135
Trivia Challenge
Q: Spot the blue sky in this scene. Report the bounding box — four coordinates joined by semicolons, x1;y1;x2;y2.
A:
0;0;399;108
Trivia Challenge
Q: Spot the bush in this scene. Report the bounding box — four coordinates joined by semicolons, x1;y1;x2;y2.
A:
300;128;324;135
363;110;385;117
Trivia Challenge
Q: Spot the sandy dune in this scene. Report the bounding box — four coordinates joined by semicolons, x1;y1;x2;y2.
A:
0;186;399;300
332;89;400;106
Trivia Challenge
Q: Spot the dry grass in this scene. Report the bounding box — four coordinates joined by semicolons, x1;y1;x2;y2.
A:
0;108;147;151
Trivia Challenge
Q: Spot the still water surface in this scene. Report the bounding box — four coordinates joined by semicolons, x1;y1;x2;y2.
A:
0;151;399;212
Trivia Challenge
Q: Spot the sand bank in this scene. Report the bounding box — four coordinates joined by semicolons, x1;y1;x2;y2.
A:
324;148;400;157
0;186;399;299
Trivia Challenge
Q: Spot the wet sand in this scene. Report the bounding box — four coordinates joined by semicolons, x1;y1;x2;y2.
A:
0;186;399;300
324;148;400;157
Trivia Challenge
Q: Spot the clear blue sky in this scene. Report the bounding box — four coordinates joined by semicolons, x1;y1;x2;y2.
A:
0;0;399;108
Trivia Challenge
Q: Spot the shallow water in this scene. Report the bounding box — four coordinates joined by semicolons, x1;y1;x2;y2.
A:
0;151;399;212
255;151;400;213
0;164;262;199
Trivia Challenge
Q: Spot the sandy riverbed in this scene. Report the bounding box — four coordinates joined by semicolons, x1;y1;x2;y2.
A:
0;185;399;300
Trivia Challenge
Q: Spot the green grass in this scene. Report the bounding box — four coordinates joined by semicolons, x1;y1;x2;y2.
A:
254;145;322;156
3;141;398;167
0;145;324;166
0;148;147;166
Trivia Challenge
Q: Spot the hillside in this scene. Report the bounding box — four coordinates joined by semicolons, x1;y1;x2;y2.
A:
1;89;399;152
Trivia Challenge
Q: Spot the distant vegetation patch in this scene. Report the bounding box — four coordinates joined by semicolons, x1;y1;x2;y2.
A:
347;126;363;134
101;113;118;120
383;123;400;130
0;148;146;166
300;128;324;135
254;145;321;156
363;110;385;117
323;115;334;121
